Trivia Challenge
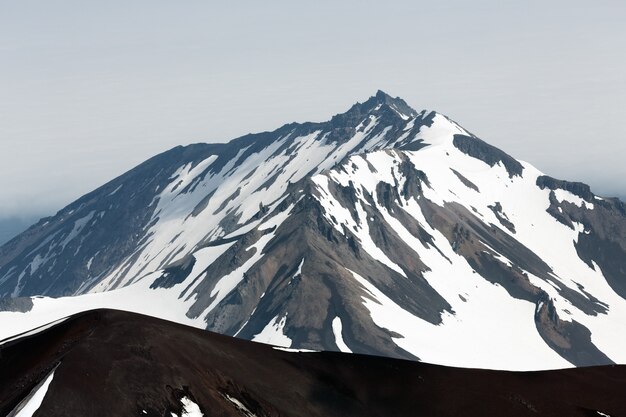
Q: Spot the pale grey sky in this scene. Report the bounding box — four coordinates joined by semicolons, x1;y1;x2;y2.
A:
2;0;626;220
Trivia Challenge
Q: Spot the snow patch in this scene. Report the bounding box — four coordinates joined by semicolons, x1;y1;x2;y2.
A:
332;316;352;353
107;184;123;196
289;258;305;283
553;189;593;209
224;394;257;417
59;211;95;250
0;317;69;346
272;347;317;353
10;367;57;417
347;268;568;371
171;397;203;417
252;314;291;348
203;231;277;315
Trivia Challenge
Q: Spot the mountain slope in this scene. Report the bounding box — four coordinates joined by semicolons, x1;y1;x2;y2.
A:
0;91;426;296
2;309;626;417
1;91;625;370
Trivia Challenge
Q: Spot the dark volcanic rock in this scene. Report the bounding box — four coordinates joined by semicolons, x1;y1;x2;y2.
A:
150;255;196;289
450;168;480;192
488;202;516;233
1;310;626;417
535;297;614;367
536;175;594;202
453;134;524;177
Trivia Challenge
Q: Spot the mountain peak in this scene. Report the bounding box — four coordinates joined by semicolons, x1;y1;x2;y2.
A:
364;90;418;119
374;89;397;102
329;91;418;130
378;90;418;116
3;91;626;372
374;88;393;100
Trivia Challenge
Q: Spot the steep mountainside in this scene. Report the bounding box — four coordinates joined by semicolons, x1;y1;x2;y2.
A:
0;91;424;296
1;91;625;370
2;310;625;417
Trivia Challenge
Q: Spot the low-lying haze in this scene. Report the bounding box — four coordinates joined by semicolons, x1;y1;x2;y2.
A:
2;0;625;223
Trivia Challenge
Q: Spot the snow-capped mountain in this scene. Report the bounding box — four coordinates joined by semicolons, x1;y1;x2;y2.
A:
1;91;625;370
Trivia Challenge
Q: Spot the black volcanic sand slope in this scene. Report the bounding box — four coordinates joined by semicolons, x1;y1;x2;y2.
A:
1;310;625;417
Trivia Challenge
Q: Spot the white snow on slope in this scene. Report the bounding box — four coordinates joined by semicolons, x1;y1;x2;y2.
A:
252;314;292;348
179;242;237;295
390;126;626;361
11;367;57;417
0;200;297;346
203;231;277;315
553;188;592;209
224;395;257;417
0;240;236;342
306;113;626;369
348;268;569;371
0;317;69;346
59;211;95;251
332;317;352;353
313;174;406;277
286;258;305;285
91;111;414;292
171;397;203;417
272;347;317;353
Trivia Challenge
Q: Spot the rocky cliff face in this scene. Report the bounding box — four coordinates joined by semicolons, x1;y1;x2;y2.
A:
1;91;625;370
